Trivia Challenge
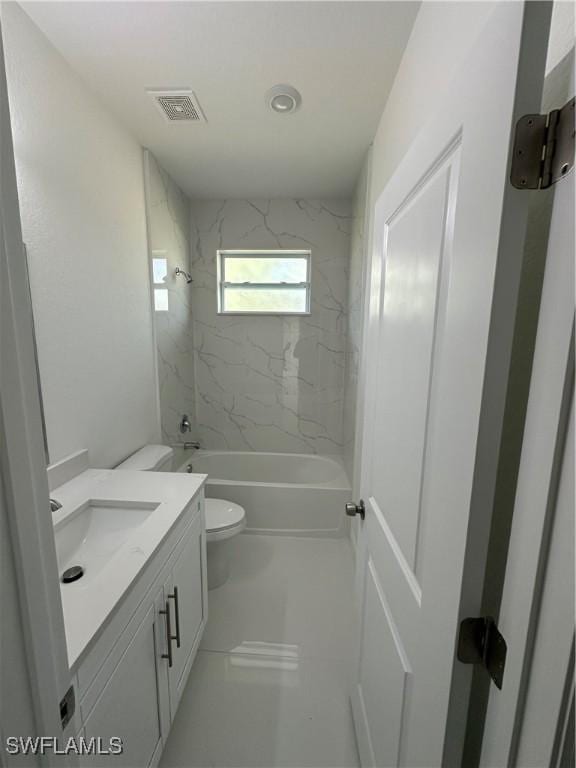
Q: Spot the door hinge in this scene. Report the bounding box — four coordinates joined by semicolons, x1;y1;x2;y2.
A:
510;97;575;190
59;685;75;730
457;616;507;690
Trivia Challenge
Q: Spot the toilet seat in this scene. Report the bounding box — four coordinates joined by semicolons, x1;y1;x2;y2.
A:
205;499;246;542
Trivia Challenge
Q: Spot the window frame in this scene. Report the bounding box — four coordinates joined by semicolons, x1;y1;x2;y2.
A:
151;250;169;312
217;249;312;316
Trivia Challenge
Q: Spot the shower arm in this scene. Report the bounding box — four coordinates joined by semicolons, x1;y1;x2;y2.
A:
175;267;193;284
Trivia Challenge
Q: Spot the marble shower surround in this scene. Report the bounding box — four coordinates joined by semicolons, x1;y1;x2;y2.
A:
145;152;197;444
190;198;352;454
343;154;371;482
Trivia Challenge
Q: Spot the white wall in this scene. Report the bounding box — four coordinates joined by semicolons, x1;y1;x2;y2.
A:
1;4;159;468
546;0;575;75
369;1;497;205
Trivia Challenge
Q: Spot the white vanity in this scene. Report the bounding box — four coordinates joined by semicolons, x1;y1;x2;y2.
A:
50;460;207;766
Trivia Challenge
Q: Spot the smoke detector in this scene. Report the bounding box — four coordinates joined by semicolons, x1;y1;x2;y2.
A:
148;89;206;122
266;84;302;114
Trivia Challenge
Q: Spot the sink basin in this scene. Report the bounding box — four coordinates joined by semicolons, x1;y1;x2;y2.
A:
55;500;159;586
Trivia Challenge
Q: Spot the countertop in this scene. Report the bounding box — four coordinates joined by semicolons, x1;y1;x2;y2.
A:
51;468;207;669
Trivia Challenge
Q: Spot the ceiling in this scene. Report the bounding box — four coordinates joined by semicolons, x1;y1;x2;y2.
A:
22;1;420;199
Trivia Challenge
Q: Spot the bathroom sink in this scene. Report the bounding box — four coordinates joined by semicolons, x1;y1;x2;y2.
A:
54;500;159;586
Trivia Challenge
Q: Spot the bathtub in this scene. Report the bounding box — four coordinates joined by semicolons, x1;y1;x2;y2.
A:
171;449;350;537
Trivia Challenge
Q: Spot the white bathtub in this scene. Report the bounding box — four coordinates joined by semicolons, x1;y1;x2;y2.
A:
172;449;350;537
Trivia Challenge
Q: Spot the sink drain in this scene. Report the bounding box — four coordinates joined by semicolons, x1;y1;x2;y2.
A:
62;565;84;583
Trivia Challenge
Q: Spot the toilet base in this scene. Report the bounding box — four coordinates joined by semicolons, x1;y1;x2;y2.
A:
207;538;231;589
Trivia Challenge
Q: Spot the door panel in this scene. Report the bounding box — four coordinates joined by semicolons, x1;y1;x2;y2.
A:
371;154;455;574
355;143;461;768
351;3;551;766
168;511;206;714
82;604;162;767
480;71;575;764
357;557;409;767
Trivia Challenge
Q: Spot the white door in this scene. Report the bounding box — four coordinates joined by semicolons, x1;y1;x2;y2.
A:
350;4;551;766
480;78;575;767
82;604;163;768
0;21;71;752
167;511;207;716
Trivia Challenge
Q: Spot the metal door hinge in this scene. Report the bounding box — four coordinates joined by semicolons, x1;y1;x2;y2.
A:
59;685;75;730
511;97;575;189
457;616;507;690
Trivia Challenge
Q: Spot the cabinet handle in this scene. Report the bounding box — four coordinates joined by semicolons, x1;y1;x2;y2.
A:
160;602;173;668
169;587;181;649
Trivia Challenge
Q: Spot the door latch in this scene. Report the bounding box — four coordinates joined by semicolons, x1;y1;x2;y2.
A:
457;616;507;690
345;500;365;520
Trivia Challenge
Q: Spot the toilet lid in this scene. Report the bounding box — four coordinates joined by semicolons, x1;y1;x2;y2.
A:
205;499;245;532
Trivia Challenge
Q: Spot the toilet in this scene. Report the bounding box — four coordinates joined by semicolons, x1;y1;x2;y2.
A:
203;499;246;589
116;445;246;589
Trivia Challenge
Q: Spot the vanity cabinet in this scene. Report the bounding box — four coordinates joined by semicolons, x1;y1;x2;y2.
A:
81;600;163;767
163;510;207;717
75;491;206;767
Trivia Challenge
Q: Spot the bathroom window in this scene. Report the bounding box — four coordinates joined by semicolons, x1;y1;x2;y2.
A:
152;254;169;312
217;250;311;315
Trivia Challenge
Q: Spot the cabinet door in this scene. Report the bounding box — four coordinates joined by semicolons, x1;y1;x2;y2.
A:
82;603;163;767
166;508;207;715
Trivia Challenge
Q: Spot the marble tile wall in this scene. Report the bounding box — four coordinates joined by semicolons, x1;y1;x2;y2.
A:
145;152;196;444
343;154;371;482
190;199;352;455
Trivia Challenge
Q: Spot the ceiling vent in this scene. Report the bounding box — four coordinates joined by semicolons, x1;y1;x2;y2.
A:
148;90;206;123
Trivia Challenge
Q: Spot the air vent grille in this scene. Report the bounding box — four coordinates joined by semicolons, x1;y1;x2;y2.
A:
148;90;206;123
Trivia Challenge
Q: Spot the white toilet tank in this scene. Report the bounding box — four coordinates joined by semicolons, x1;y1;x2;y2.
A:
115;444;174;472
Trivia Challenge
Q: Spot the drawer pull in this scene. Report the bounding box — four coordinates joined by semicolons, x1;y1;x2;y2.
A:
160;602;174;667
169;587;181;649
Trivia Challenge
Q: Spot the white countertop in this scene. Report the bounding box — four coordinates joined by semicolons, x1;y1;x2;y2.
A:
51;468;207;669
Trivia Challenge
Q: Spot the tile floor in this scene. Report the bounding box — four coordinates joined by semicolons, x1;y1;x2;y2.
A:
161;534;360;768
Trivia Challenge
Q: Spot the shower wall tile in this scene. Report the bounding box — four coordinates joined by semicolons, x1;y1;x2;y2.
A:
343;155;370;482
190;199;352;456
145;152;197;444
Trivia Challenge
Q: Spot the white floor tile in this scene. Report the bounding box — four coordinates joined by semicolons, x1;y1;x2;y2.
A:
161;651;359;768
161;534;359;768
201;534;356;661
